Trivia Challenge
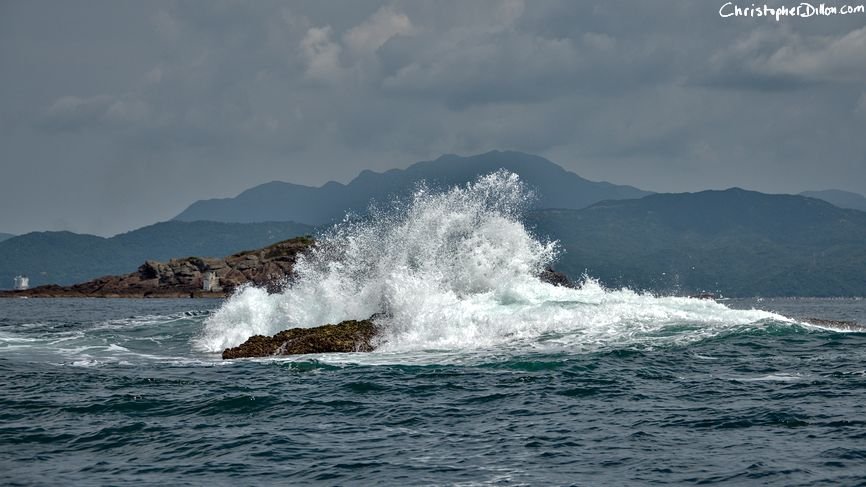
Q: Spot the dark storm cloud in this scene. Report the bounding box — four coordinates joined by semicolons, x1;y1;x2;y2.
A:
0;0;864;236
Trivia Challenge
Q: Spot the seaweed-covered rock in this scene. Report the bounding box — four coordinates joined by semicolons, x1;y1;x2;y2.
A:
222;319;381;359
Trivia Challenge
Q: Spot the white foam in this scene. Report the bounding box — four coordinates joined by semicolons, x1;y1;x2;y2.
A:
728;373;805;382
195;171;790;355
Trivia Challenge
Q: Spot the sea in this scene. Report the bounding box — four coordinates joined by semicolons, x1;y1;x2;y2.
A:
2;172;866;486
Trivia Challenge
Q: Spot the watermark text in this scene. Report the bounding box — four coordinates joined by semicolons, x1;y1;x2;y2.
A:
720;2;865;20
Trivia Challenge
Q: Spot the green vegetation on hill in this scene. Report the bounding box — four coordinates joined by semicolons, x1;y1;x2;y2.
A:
0;221;313;288
528;188;866;297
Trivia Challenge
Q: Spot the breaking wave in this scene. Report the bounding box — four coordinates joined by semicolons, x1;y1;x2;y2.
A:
195;171;787;354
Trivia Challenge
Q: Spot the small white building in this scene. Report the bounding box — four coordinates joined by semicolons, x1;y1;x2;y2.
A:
202;272;221;292
13;275;29;291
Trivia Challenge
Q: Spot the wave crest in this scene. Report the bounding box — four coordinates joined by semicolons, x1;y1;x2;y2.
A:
194;171;785;354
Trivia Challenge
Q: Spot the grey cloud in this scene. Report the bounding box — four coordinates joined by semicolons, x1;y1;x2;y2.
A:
695;23;866;90
1;0;864;237
39;94;151;132
380;31;583;109
343;5;413;56
857;93;866;117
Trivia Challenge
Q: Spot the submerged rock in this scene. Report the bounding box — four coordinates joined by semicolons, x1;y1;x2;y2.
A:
539;267;573;287
690;292;717;300
222;319;380;359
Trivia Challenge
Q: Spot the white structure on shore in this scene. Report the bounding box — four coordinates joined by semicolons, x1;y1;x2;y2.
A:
13;275;29;291
202;272;221;292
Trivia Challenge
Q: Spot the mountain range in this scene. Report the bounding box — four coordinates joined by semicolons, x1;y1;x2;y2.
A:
0;233;14;243
173;151;652;225
0;221;312;288
4;151;866;296
529;188;866;297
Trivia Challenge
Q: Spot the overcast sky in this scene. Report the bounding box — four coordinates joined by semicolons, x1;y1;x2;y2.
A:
1;0;865;236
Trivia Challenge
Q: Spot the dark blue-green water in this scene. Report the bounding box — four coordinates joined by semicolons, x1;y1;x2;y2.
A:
2;297;866;486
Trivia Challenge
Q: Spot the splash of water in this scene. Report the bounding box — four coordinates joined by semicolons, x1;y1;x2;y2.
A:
194;171;786;354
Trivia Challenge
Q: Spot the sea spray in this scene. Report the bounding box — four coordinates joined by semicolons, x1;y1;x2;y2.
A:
195;171;786;354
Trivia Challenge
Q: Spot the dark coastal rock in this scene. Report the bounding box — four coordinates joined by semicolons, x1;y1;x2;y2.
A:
690;292;717;300
539;267;573;287
222;319;381;359
0;236;314;298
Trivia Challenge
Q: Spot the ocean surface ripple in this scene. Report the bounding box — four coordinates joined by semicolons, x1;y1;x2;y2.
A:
2;297;866;485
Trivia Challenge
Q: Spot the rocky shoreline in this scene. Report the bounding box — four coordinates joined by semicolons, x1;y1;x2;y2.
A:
0;236;313;299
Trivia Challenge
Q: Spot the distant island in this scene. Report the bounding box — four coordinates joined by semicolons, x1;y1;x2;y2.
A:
0;237;313;298
0;220;313;288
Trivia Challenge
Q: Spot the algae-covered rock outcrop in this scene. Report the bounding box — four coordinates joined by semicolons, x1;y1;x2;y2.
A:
222;319;381;359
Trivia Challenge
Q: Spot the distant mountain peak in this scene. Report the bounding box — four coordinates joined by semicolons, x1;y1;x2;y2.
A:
173;151;652;225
